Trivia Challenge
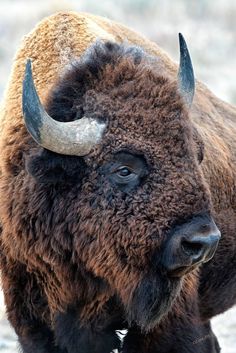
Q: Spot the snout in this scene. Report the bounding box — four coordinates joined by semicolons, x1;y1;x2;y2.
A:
162;214;221;277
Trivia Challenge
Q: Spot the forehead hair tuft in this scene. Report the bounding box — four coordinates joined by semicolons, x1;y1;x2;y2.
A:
45;41;151;122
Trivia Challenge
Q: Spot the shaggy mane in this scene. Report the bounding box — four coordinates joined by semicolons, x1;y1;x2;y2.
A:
46;41;153;123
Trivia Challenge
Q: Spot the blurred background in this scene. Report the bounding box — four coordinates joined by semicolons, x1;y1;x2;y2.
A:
0;0;235;352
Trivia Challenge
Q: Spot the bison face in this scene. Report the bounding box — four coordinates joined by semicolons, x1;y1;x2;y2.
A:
22;38;220;330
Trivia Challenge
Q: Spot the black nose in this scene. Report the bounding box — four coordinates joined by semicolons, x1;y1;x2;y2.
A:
162;214;221;277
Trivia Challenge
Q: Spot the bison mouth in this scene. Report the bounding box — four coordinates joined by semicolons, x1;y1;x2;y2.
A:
126;272;181;331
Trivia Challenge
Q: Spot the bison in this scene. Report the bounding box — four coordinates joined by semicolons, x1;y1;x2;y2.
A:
0;11;235;353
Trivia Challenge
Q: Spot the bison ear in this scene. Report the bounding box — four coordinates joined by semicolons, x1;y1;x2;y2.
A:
177;33;195;108
26;149;87;185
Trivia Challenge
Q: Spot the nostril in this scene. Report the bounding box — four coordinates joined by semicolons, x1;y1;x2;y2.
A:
181;240;203;257
163;217;221;277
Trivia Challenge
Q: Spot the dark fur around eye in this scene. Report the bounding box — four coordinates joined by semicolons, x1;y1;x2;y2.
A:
26;149;87;185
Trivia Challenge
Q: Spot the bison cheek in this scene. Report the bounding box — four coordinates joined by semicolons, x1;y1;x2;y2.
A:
126;272;181;331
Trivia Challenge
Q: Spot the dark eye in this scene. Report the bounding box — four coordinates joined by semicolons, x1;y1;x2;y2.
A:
112;165;137;185
117;166;132;177
104;152;148;192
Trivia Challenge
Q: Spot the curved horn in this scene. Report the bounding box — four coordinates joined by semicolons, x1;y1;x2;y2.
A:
178;33;195;108
22;60;106;156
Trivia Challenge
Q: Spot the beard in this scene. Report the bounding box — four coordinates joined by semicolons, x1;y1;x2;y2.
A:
125;271;182;332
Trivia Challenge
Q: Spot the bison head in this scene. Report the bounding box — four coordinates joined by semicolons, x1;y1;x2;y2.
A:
22;35;220;330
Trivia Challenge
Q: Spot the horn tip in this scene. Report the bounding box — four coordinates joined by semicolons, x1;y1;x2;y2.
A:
178;33;187;51
24;59;32;77
22;58;42;144
26;58;32;66
177;33;195;108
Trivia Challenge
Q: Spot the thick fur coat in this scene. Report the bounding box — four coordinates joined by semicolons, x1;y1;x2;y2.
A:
0;12;235;353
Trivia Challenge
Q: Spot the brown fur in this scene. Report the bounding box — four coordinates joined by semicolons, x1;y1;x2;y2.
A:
0;12;235;353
